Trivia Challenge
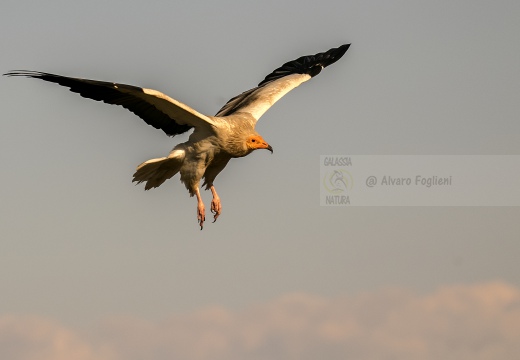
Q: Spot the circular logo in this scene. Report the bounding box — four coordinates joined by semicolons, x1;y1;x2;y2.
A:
322;169;353;194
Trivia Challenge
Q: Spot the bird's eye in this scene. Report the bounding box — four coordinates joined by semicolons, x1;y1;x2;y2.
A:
251;139;256;142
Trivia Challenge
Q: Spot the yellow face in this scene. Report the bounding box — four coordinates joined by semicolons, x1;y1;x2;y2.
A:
246;135;273;153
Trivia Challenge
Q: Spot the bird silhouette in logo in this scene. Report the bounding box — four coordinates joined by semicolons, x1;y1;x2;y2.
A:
325;170;350;194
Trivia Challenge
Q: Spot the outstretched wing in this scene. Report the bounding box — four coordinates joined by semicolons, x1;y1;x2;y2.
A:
4;71;216;137
215;44;350;121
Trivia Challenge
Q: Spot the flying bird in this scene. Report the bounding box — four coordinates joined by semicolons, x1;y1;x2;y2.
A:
5;44;350;229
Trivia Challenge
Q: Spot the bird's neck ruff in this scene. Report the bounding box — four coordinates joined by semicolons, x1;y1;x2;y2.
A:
206;114;256;158
223;132;255;158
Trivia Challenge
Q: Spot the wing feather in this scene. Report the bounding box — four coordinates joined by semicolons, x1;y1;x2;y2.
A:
4;71;215;137
215;43;350;121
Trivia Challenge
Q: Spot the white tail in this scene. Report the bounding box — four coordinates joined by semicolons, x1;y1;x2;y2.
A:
132;149;185;190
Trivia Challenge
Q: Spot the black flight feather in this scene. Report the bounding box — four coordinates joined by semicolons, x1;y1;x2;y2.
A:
3;71;191;137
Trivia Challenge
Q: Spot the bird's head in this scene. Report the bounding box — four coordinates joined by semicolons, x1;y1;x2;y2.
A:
246;135;273;153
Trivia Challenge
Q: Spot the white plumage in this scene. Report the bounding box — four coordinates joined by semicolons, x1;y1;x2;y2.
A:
5;43;350;229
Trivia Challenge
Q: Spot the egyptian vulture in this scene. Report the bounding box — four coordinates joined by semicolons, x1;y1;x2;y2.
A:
5;43;350;229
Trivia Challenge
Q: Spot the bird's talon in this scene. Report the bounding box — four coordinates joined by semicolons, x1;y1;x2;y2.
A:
197;203;205;230
210;198;222;223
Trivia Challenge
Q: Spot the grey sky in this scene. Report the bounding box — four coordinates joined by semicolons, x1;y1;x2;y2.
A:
1;1;519;358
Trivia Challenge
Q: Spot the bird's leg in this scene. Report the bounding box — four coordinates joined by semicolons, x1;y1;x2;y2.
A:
194;187;205;230
210;185;222;222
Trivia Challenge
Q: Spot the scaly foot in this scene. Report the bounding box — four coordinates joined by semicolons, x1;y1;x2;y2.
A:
197;202;205;230
195;187;205;230
210;185;222;223
211;197;222;222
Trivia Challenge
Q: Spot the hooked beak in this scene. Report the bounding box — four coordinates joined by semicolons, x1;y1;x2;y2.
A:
266;144;273;153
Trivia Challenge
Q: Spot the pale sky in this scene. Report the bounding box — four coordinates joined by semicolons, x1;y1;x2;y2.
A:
1;1;519;359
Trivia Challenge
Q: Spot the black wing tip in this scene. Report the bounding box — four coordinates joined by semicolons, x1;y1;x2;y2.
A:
258;43;351;86
3;70;52;78
312;43;351;69
331;43;351;62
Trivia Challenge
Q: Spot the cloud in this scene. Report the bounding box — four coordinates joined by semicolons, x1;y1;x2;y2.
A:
2;282;520;360
0;315;114;360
